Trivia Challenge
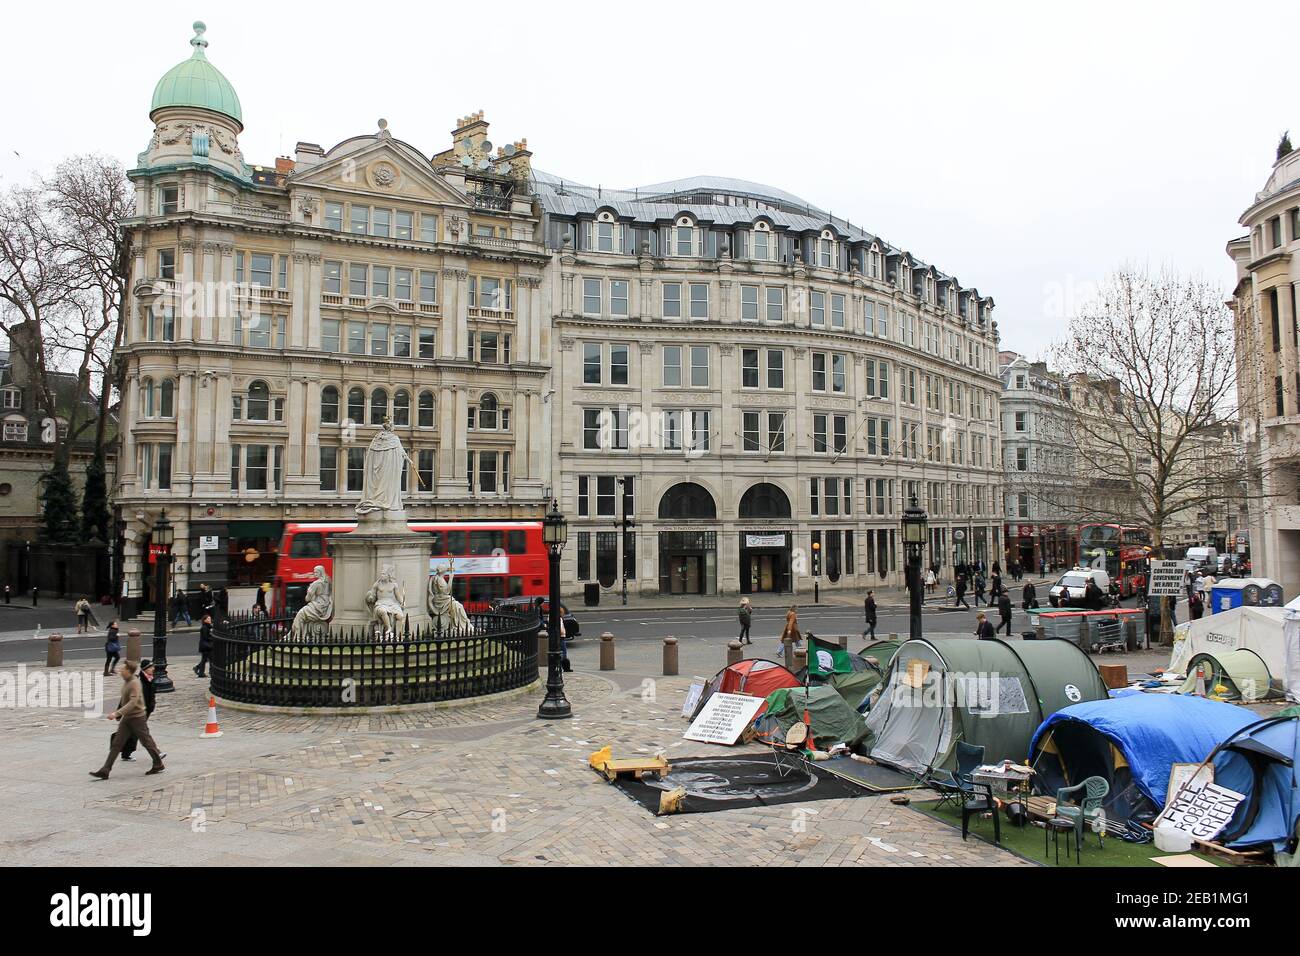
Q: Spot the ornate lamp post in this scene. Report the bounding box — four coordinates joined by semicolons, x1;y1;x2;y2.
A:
538;500;572;719
151;510;175;693
902;504;929;642
812;539;821;603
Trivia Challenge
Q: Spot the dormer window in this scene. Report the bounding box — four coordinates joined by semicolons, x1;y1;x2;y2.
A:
818;231;837;269
3;415;28;442
751;221;773;261
591;212;620;253
674;217;698;257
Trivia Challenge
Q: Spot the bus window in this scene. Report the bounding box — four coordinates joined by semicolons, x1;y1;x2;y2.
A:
428;531;444;556
507;530;527;555
452;576;469;603
468;576;505;603
508;576;524;597
290;532;324;559
446;531;468;555
470;530;500;555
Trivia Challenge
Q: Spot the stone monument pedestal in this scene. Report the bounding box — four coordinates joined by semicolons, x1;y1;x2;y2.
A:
330;511;431;632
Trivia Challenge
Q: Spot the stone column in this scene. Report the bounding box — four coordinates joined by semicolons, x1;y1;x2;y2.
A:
175;371;194;494
289;252;308;349
1279;284;1298;415
179;239;196;342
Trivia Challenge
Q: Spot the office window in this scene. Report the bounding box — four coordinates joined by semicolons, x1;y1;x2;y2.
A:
395;269;413;302
742;348;760;388
611;280;629;316
583;343;602;384
810;291;825;326
395;210;413;241
418;328;436;359
812;352;827;391
689;283;709;319
833;415;847;454
158;248;175;280
347;387;364;424
583;278;602;315
583;409;602;449
250;253;272;287
349;263;367;297
832;354;846;393
393;390;410;426
610;344;629;385
370;323;389;356
831;293;846;329
393;325;411;357
350;205;369;235
419;271;437;305
691;410;710;451
418;450;434;489
742;285;759;321
418;391;435;427
662;282;682;318
767;349;784;389
663;346;682;386
371;266;390;299
347;448;365;492
245;445;269;491
320;386;339;424
420;214;439;243
814;414;828;453
370;388;388;424
319;446;338;492
323;260;342;295
325;202;343;231
742;411;760;451
663;409;683;450
689;346;709;387
768;412;786;453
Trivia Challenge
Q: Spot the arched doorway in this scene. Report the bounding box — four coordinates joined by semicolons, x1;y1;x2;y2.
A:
658;483;717;595
738;483;793;594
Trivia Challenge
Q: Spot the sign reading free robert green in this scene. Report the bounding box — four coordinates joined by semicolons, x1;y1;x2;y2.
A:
1147;559;1187;597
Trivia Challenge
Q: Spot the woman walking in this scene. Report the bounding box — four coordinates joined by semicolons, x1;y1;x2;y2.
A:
780;605;801;648
738;597;753;645
75;597;92;635
103;622;122;677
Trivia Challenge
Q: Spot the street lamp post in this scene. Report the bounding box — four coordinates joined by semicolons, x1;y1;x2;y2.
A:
902;504;929;642
538;500;572;719
151;510;175;693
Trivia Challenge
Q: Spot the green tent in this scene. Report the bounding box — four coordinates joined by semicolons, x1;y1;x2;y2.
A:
827;668;882;710
763;684;870;749
864;637;1109;775
861;639;902;670
1178;648;1280;701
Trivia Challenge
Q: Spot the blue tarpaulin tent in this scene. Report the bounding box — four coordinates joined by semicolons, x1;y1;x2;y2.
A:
1208;714;1300;855
1029;694;1257;822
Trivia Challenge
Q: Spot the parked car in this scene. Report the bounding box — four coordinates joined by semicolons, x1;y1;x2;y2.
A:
489;595;581;638
1184;546;1219;574
1048;568;1111;608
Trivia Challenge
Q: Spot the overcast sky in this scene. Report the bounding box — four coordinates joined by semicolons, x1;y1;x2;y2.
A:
2;0;1293;357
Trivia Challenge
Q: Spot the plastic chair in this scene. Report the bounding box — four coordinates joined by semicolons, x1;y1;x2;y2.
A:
1054;776;1110;850
954;743;1000;846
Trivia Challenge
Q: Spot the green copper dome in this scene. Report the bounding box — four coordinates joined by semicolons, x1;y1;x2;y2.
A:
150;22;242;127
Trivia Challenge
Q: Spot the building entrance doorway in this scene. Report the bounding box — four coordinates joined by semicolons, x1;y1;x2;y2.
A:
667;555;702;594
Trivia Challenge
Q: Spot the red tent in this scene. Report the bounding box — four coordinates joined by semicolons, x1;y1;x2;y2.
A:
691;659;802;719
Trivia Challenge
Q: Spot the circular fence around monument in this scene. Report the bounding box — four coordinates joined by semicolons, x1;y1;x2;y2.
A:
210;611;540;708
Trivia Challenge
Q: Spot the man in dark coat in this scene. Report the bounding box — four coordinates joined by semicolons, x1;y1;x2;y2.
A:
1022;580;1037;610
194;614;214;678
997;592;1014;636
121;659;160;761
863;591;878;639
954;574;970;609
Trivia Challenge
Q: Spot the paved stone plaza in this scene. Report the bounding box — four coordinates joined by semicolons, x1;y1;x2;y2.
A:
0;647;1024;867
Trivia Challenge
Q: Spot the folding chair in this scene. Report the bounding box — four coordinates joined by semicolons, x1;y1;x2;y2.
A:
772;722;811;778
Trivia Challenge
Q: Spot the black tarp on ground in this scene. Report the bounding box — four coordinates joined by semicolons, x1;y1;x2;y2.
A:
610;754;861;815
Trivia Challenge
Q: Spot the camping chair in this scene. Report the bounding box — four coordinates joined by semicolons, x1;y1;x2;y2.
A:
772;722;810;778
951;742;1001;847
926;741;983;814
1053;776;1109;850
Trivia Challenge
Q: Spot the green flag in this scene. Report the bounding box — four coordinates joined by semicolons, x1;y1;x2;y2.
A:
808;635;852;678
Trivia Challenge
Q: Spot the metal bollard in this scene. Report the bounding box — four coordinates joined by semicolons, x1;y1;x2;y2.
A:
126;629;142;664
727;639;744;665
662;636;679;676
537;628;548;669
1124;619;1137;651
31;587;38;607
793;646;808;672
46;633;63;667
599;631;615;671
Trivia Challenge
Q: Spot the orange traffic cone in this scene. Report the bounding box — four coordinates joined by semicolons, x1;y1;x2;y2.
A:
201;696;223;738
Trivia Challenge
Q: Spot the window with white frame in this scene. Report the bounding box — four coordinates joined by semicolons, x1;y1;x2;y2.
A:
662;282;682;318
583;278;602;316
689;345;710;387
662;345;682;386
673;217;698;257
766;287;785;322
689;283;709;320
750;221;774;261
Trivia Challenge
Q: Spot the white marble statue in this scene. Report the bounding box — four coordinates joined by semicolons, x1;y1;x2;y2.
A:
365;565;407;638
290;565;333;639
355;417;412;518
428;561;473;634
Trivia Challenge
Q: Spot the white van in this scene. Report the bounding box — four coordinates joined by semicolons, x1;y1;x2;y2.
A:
1049;567;1111;607
1185;547;1219;572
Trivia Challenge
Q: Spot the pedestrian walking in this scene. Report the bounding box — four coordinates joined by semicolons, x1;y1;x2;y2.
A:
199;583;217;620
954;574;970;610
1040;557;1047;577
2;583;9;604
170;587;191;627
863;591;878;640
974;612;995;640
194;614;213;678
253;582;269;615
738;597;753;645
89;660;164;780
992;560;1002;578
780;605;802;647
974;573;986;607
120;659;160;762
103;623;121;677
75;596;92;634
997;592;1013;636
1189;589;1204;621
1022;580;1037;610
924;568;937;595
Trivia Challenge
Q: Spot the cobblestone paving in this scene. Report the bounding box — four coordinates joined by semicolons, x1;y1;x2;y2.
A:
0;662;1027;867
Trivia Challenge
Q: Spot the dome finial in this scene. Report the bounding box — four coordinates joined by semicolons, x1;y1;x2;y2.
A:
190;21;209;55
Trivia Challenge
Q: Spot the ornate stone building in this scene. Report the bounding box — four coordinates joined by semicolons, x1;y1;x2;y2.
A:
537;175;1004;596
1229;138;1300;592
116;24;549;613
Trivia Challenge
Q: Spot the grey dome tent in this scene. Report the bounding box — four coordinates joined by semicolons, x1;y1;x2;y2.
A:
864;637;1109;776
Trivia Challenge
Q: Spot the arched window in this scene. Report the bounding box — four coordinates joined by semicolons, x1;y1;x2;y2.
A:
738;482;791;519
392;389;410;427
247;381;270;421
370;388;388;425
141;377;155;417
347;387;365;424
418;390;435;427
159;378;175;418
320;386;339;424
658;482;716;519
478;392;498;430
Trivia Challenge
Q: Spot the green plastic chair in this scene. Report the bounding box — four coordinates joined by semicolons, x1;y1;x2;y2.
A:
1054;776;1109;850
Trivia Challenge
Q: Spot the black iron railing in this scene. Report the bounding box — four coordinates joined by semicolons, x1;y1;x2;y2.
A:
210;611;540;708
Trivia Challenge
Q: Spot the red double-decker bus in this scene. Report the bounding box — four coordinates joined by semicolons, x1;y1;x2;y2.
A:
275;520;548;615
1078;523;1151;598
